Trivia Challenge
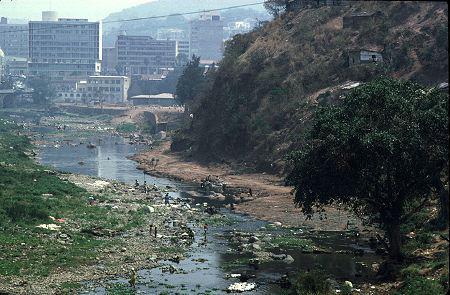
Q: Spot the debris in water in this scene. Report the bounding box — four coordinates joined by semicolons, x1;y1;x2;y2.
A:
227;282;256;292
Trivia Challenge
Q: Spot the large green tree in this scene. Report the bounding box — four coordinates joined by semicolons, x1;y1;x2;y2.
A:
175;55;205;105
27;76;55;106
286;77;448;260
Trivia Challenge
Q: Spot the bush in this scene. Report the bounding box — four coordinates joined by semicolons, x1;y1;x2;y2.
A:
293;270;332;295
115;123;138;133
396;275;446;295
3;198;49;224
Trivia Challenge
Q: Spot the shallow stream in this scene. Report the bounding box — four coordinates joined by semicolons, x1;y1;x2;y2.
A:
34;129;380;294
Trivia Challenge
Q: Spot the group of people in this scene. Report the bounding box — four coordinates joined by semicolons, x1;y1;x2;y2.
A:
134;179;171;205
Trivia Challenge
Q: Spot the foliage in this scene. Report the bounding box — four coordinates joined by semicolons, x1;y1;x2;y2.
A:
175;55;205;105
177;1;447;167
116;122;138;133
395;274;446;295
286;77;448;260
292;270;332;295
27;75;55;106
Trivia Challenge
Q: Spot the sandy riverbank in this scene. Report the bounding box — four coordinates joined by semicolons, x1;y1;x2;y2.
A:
132;141;367;232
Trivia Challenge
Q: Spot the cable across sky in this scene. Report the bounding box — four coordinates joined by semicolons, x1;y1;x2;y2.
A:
0;1;267;34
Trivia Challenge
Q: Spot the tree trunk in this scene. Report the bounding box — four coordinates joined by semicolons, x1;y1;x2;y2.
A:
387;222;402;261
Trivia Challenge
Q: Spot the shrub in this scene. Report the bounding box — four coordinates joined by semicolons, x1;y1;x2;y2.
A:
293;270;332;295
396;275;446;295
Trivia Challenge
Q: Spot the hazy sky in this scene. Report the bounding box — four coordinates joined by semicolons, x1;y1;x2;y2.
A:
0;0;154;21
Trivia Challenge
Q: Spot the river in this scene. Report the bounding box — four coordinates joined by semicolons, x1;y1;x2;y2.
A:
34;128;380;294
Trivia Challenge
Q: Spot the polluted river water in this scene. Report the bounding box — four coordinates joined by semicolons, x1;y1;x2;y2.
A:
35;131;382;294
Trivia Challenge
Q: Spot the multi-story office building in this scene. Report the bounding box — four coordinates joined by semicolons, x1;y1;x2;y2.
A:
176;40;190;58
5;56;28;76
28;12;102;90
102;47;118;75
157;28;187;41
0;17;29;58
0;47;5;78
62;75;130;104
116;35;176;76
189;14;224;62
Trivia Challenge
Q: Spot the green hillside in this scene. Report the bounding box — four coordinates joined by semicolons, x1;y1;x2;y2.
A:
175;1;448;172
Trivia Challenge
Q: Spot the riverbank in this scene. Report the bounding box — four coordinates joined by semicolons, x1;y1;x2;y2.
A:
133;141;367;232
0;119;211;294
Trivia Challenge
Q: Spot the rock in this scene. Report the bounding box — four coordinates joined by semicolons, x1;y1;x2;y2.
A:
344;281;353;288
270;253;287;260
284;255;294;264
143;205;155;213
227;282;256;293
248;236;259;243
120;247;127;252
252;244;262;251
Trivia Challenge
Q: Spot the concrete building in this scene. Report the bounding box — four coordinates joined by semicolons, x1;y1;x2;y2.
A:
348;48;383;66
176;40;190;58
74;75;130;104
0;18;29;58
189;14;224;62
102;47;118;75
28;12;102;90
157;28;187;41
116;35;176;76
0;48;5;78
5;56;28;76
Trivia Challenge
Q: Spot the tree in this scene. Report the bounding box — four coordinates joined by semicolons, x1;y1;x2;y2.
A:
175;55;204;105
264;0;298;16
286;77;448;261
27;76;55;106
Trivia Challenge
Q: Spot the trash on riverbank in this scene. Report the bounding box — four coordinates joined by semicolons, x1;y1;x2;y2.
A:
36;224;61;231
227;282;256;292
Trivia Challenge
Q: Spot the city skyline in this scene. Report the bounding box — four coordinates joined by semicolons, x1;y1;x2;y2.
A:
0;0;154;22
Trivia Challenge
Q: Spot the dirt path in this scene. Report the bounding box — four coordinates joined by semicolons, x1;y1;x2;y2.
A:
133;142;366;231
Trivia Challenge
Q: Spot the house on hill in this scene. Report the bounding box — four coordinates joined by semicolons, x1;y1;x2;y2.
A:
343;11;384;29
348;46;384;67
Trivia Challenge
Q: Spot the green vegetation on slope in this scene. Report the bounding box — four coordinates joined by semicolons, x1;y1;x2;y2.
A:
0;119;141;277
175;1;448;171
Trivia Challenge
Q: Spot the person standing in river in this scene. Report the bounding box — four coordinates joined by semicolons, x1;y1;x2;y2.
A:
164;193;170;205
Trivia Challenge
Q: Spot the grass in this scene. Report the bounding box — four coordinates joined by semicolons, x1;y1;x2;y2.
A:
200;214;237;226
116;123;138;134
269;235;315;251
0;118;145;278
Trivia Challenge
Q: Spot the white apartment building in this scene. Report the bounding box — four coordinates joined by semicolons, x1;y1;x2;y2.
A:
75;75;130;104
176;40;190;58
0;17;29;58
28;12;102;90
189;14;224;62
116;35;176;76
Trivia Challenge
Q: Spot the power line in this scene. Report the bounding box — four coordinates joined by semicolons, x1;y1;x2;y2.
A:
0;1;267;35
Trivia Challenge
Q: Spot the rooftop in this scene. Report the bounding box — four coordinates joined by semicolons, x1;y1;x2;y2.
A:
130;93;174;100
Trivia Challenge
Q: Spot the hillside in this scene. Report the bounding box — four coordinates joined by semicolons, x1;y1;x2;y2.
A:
102;0;269;46
176;1;448;172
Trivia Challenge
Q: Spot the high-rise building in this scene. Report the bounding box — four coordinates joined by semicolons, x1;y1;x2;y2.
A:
102;47;118;75
0;17;29;58
189;14;224;62
28;12;102;90
116;35;176;76
176;40;190;58
157;28;187;41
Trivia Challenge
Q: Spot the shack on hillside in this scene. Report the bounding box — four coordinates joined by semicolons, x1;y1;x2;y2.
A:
348;46;384;67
